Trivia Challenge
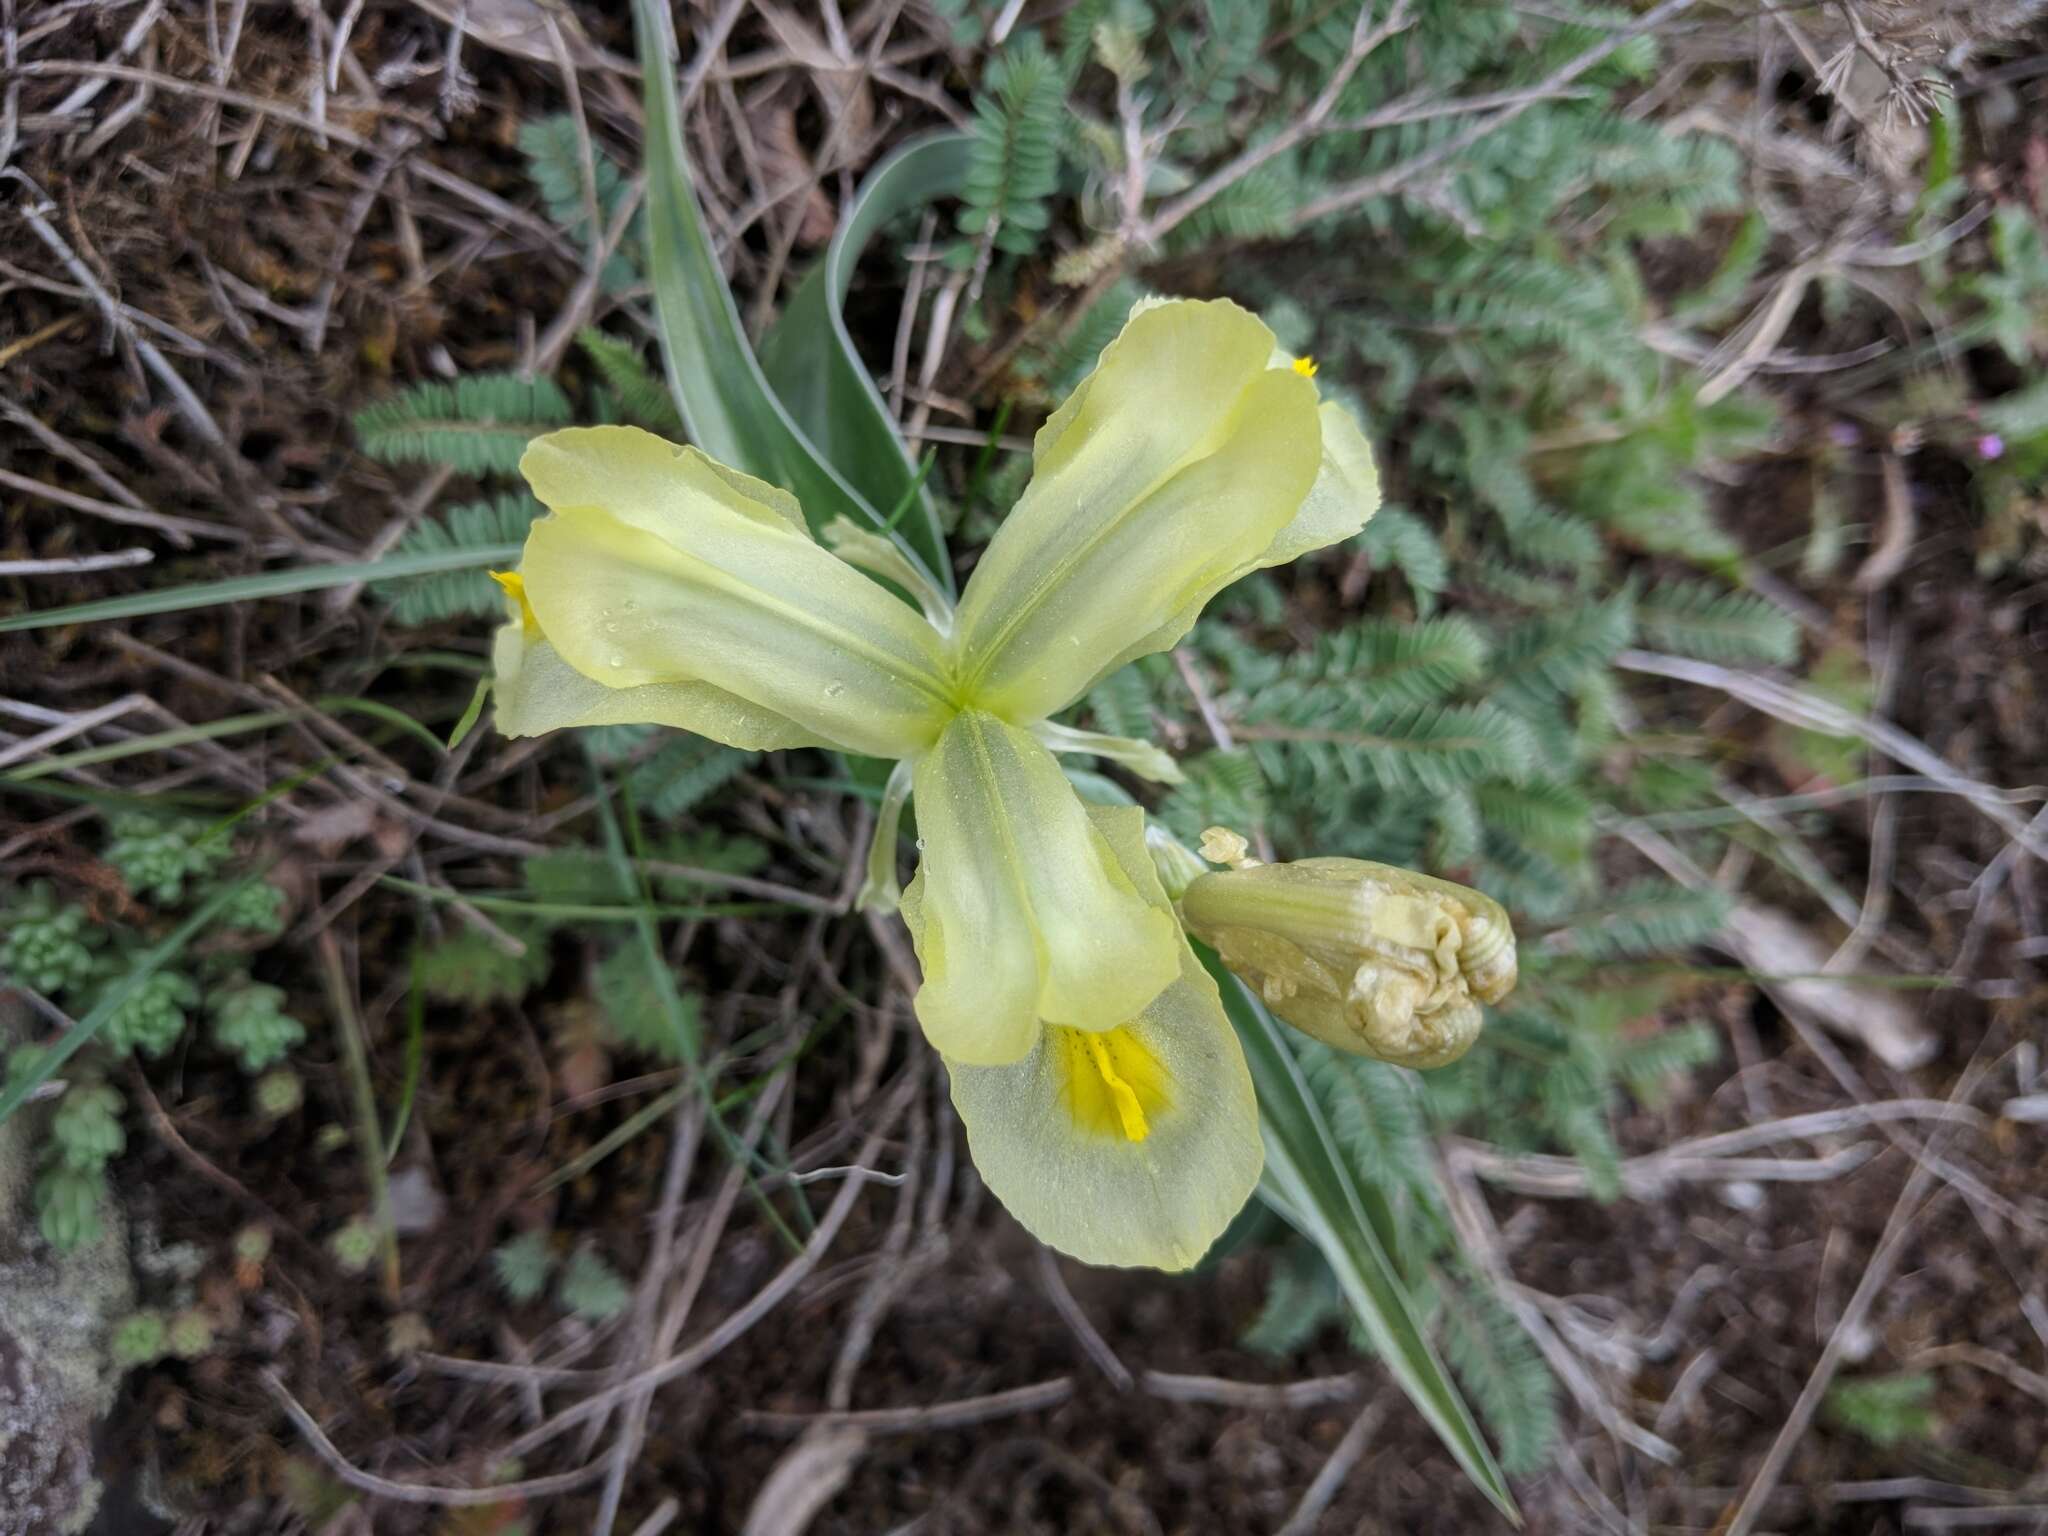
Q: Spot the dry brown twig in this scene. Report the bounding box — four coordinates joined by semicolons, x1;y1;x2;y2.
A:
1293;0;1702;225
1136;0;1415;248
1276;1400;1387;1536
1723;1050;1999;1536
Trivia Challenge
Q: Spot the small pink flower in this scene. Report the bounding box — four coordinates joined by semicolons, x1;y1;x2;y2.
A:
1978;433;2006;461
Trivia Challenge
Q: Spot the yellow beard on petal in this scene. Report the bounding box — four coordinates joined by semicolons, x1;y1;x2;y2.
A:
1052;1025;1169;1143
490;571;542;639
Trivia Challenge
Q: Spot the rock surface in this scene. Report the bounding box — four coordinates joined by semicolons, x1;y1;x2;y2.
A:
1;1011;133;1536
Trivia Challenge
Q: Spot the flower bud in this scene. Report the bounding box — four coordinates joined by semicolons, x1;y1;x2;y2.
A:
1178;842;1516;1068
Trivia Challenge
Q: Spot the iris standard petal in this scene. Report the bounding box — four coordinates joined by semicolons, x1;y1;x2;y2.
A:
947;299;1323;721
901;712;1180;1067
943;806;1262;1270
516;426;954;759
1259;398;1382;569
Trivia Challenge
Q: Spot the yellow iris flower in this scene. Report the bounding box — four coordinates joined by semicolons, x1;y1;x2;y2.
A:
491;297;1381;1270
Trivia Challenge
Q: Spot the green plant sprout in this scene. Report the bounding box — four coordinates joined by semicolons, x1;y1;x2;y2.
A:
0;814;300;1251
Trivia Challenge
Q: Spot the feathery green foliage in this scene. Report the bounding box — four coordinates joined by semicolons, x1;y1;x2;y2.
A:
1638;580;1800;666
593;943;700;1063
955;31;1066;261
1356;505;1449;613
1238;1042;1563;1470
492;1230;557;1304
416;928;552;1006
354;374;575;476
0;812;293;1252
558;1247;632;1321
1560;882;1734;961
622;733;753;822
1438;1275;1560;1477
578;326;686;433
1824;1372;1940;1449
518;114;642;292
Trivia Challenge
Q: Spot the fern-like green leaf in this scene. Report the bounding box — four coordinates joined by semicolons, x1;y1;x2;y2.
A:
625;735;752;821
557;1247;632;1321
1493;592;1635;713
1355;504;1448;613
1637;580;1799;666
1616;1022;1720;1104
956;31;1065;259
1083;660;1159;740
1824;1372;1938;1448
1474;779;1592;864
492;1229;556;1303
577;327;684;433
355;374;574;475
1156;749;1269;846
1242;1242;1347;1357
519;114;640;291
1539;1059;1622;1200
593;942;699;1062
1438;1274;1559;1477
1561;880;1732;960
1300;1045;1433;1216
416;928;551;1005
1302;616;1490;707
1245;700;1534;796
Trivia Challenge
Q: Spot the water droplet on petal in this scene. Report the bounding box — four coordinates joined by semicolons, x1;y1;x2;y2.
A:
608;655;624;669
824;682;846;697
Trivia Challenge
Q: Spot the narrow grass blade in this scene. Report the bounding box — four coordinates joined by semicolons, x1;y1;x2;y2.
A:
631;0;948;593
1204;943;1521;1524
757;132;973;593
385;949;428;1167
315;696;449;754
445;676;492;750
2;711;295;781
0;543;522;634
375;874;775;922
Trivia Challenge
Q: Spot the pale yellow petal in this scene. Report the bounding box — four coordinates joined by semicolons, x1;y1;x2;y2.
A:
491;620;814;749
900;713;1180;1067
948;299;1323;721
944;806;1261;1270
1259;399;1381;569
515;427;953;759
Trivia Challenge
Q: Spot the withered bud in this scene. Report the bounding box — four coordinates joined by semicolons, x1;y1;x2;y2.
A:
1178;838;1516;1068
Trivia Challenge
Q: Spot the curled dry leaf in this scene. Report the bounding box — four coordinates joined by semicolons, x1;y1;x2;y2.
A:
1722;902;1936;1071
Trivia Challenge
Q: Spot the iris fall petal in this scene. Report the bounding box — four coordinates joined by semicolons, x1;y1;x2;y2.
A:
942;806;1262;1270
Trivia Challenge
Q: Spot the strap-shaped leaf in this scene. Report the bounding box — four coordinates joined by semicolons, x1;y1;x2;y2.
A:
1202;941;1521;1524
632;0;948;590
758;134;969;597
